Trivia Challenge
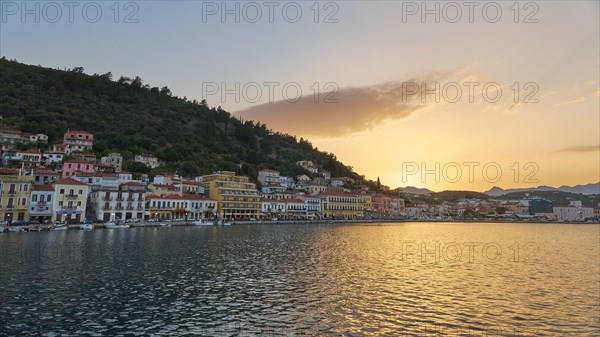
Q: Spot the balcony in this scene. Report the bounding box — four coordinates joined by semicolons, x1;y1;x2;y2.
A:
102;206;113;210
115;205;124;210
126;205;134;210
102;197;113;201
65;194;78;199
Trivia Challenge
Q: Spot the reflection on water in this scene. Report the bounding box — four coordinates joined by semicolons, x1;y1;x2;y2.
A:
0;222;598;336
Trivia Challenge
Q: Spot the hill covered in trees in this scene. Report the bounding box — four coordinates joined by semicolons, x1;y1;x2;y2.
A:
0;58;369;183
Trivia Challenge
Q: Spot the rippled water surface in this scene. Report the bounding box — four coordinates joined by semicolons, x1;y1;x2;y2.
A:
1;222;598;336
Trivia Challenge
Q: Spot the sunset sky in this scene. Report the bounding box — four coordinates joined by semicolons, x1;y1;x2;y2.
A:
2;1;598;191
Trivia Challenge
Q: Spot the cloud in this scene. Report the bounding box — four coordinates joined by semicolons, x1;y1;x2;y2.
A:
568;96;586;103
507;103;521;113
555;145;600;153
237;69;465;137
556;96;586;106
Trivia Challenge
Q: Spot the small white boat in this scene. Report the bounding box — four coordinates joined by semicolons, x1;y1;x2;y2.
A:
0;226;5;233
52;225;68;231
7;226;23;232
192;219;214;226
104;222;130;229
79;224;93;230
216;220;232;226
159;223;172;227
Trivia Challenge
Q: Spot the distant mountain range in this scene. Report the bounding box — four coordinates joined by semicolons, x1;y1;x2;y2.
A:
484;183;600;196
395;186;434;195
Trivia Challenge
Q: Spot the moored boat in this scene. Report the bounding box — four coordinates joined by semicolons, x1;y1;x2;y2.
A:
8;226;24;232
159;223;172;227
79;224;93;230
192;219;214;226
104;222;129;229
52;225;68;231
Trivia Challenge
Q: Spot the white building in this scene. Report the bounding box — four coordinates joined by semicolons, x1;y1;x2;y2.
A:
72;172;120;192
553;200;594;221
258;169;280;186
29;184;55;223
261;198;286;218
134;154;161;169
90;182;147;222
43;151;64;164
146;194;217;221
298;195;321;218
279;176;296;189
100;153;123;172
296;160;318;174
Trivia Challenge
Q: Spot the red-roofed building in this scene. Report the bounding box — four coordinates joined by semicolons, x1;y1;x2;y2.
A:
63;130;94;155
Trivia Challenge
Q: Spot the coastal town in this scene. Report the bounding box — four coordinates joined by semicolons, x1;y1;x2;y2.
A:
0;129;598;231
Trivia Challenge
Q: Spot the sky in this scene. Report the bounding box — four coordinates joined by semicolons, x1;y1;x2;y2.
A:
1;0;598;192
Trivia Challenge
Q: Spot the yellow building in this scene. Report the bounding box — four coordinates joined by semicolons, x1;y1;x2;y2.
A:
0;169;34;223
199;171;261;219
318;192;365;219
52;177;89;223
360;193;373;212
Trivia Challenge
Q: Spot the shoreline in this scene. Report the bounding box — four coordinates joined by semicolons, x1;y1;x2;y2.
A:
2;218;598;232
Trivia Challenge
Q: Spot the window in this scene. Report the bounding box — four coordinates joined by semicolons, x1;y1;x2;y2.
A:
79;189;83;195
47;195;52;202
59;201;63;206
78;201;82;206
60;189;64;194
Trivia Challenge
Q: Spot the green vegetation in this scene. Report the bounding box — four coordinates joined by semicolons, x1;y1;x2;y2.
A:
0;58;367;182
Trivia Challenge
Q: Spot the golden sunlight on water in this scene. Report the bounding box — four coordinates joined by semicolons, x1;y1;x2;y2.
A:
0;222;598;336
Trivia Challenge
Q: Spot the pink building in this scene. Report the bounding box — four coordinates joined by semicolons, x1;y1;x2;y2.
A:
62;159;95;178
372;194;392;214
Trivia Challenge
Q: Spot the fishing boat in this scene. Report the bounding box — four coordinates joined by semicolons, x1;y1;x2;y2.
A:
104;221;129;229
78;224;93;230
52;225;68;231
192;219;214;226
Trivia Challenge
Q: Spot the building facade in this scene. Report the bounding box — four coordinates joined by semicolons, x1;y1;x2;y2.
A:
52;178;89;223
29;184;55;223
63;130;94;155
318;192;364;219
200;171;261;219
0;170;33;222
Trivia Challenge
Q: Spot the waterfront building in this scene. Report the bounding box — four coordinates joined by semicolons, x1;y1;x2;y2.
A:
0;169;33;222
317;192;364;219
146;194;217;221
90;182;146;221
199;171;261;219
52;177;89;223
29;184;54;223
553;200;594;221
